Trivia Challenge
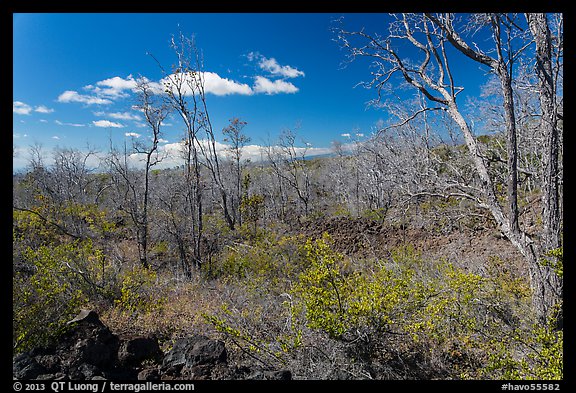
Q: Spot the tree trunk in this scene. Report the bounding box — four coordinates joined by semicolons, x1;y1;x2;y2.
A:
499;67;520;235
526;13;563;324
447;99;555;323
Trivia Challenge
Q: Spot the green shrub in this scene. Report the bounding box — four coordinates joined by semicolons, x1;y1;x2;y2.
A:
201;231;561;380
114;265;163;313
13;241;91;353
207;232;307;286
291;236;552;378
484;318;563;380
541;247;563;279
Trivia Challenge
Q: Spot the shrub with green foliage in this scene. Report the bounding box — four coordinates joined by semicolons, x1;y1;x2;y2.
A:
114;265;163;314
197;231;563;379
291;234;562;379
541;247;563;279
13;197;165;353
240;194;265;237
13;241;91;353
206;231;307;286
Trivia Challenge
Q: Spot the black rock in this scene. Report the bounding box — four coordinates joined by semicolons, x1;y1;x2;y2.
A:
118;336;163;367
163;335;227;370
13;352;46;380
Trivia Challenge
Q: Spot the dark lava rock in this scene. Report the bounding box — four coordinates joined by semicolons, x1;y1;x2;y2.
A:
118;336;163;367
14;310;291;381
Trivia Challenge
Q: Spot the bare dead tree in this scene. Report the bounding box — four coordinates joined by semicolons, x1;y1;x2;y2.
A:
160;32;235;248
133;78;170;268
426;12;530;240
52;146;97;205
334;12;562;322
194;64;236;231
525;13;563;322
155;170;192;279
222;117;250;227
156;32;205;270
262;141;288;222
106;78;169;269
270;129;312;220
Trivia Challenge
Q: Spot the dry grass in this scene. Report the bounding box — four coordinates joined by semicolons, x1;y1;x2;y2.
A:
100;273;227;351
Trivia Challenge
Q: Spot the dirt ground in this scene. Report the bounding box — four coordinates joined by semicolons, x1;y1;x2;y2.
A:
298;215;524;273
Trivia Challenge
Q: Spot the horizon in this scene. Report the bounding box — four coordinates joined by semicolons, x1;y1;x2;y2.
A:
13;13;488;172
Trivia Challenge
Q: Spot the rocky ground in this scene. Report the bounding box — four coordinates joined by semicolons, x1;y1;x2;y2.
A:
299;215;523;269
13;310;291;381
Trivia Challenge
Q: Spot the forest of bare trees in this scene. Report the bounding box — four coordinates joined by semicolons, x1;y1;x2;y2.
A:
13;13;562;381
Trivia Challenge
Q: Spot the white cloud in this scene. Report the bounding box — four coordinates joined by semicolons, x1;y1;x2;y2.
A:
14;101;55;115
259;57;305;78
89;75;138;99
341;133;351;138
55;120;85;127
97;75;137;90
253;76;299;95
35;105;54;114
153;139;331;168
162;72;253;96
246;52;258;62
125;132;141;138
58;90;113;105
248;52;305;78
200;71;253;95
51;136;60;140
59;66;298;115
13;101;32;115
94;111;141;121
93;120;124;128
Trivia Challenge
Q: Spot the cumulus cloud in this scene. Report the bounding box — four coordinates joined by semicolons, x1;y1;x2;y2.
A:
59;65;300;113
125;132;141;138
58;90;113;105
203;72;253;96
253;76;299;95
161;72;253;96
59;75;138;106
35;105;54;114
92;75;138;98
14;101;56;115
101;76;137;89
248;52;304;78
13;101;32;115
93;120;124;128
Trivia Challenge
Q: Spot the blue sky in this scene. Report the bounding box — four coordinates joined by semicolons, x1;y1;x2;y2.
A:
13;13;488;171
